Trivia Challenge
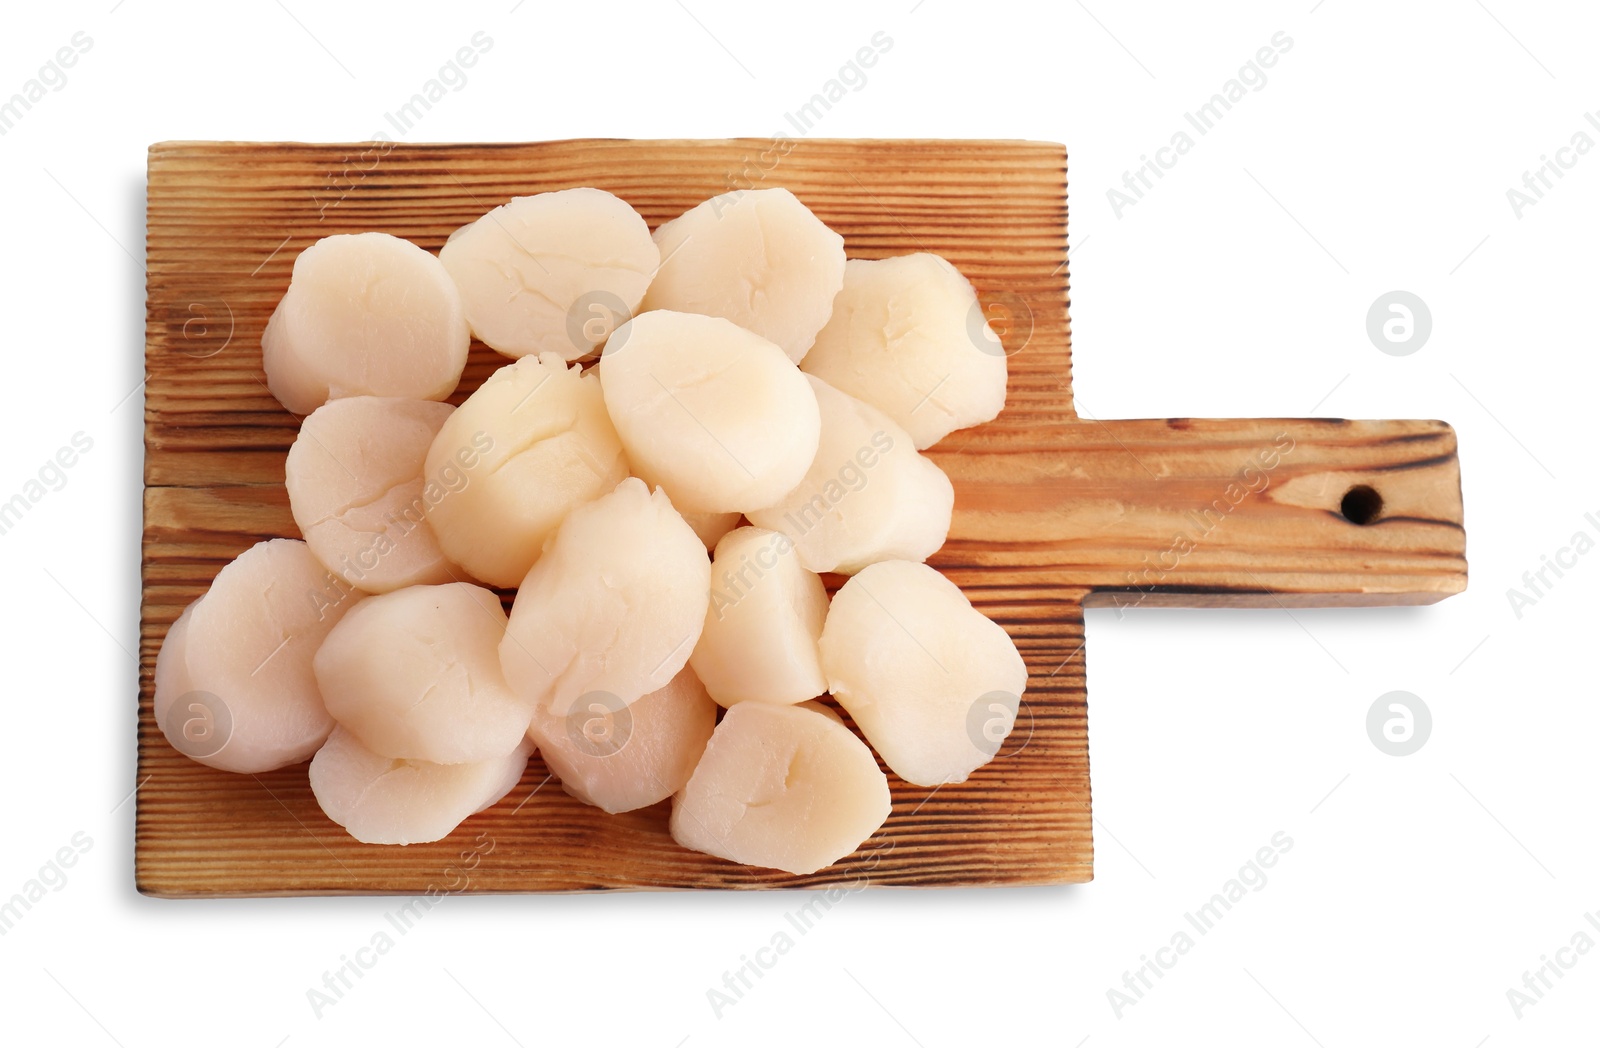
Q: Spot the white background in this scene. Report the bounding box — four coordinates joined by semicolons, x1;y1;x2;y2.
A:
1;0;1595;1044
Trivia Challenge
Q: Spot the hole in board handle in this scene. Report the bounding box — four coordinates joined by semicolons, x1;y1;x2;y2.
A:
1340;484;1384;525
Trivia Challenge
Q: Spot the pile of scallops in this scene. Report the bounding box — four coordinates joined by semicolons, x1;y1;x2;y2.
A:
154;186;1027;876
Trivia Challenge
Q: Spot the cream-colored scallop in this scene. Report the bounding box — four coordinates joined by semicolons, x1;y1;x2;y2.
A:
640;188;846;363
286;397;458;594
309;727;530;845
153;539;363;773
600;311;820;514
689;526;827;707
473;742;532;814
440;188;660;361
500;477;711;717
746;376;952;575
422;352;629;588
670;703;890;875
800;253;1008;449
527;665;718;814
819;560;1027;787
313;583;532;764
262;233;469;415
680;509;743;551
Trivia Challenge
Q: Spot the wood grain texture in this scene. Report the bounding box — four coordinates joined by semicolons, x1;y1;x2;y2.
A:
935;417;1466;608
139;139;1465;897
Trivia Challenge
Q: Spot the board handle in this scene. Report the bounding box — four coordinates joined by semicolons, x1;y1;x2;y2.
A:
934;418;1467;608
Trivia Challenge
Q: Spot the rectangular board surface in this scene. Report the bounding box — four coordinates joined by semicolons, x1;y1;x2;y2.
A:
139;139;1087;895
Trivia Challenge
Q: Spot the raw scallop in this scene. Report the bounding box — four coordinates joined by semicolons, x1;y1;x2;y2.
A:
153;539;362;773
639;188;846;363
689;526;828;707
423;352;629;588
746;376;952;575
527;665;718;813
263;233;469;415
819;560;1027;787
440;188;659;361
309;726;530;845
600;311;820;514
286;396;458;594
314;583;533;764
500;477;711;716
670;702;890;875
800;253;1007;448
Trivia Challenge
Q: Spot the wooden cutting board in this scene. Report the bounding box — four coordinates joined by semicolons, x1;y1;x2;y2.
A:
138;139;1467;896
